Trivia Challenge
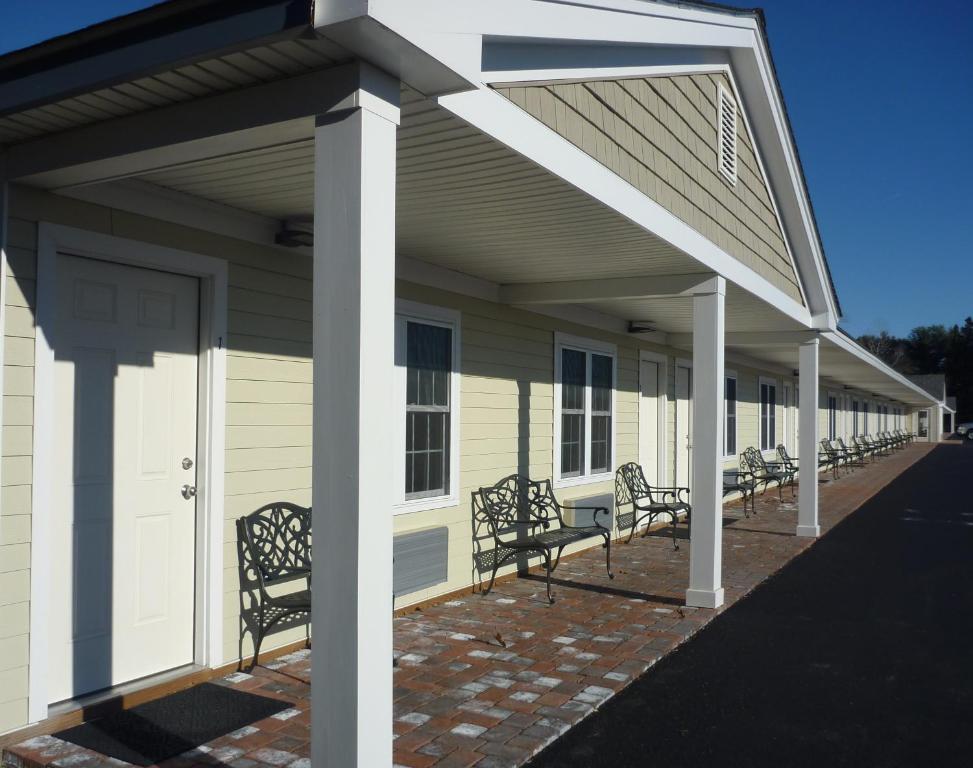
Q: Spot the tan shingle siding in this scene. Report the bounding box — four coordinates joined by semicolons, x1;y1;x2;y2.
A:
496;73;802;303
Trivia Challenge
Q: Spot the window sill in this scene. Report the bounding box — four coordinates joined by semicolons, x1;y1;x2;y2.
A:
553;472;613;490
393;494;459;516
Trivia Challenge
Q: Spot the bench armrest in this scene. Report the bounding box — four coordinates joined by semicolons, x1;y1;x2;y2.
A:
561;505;612;531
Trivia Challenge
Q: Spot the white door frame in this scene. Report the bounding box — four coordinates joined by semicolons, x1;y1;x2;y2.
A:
638;350;668;487
674;358;693;488
29;223;227;721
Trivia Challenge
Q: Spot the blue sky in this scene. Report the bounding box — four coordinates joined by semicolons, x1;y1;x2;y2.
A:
1;0;970;338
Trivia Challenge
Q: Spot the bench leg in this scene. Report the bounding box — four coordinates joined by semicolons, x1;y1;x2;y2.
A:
604;535;614;580
670;512;679;550
544;551;555;604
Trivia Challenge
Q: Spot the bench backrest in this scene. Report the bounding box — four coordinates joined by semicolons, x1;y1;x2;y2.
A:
777;444;794;464
237;502;311;588
615;462;657;508
478;475;560;536
740;446;768;474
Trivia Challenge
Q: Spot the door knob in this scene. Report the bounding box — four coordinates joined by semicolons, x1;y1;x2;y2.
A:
181;484;197;500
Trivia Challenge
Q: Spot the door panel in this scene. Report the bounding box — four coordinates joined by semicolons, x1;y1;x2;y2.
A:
50;254;200;704
639;359;662;486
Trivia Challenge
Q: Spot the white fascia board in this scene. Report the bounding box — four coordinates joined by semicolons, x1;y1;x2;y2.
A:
439;85;812;328
350;1;838;325
823;332;938;406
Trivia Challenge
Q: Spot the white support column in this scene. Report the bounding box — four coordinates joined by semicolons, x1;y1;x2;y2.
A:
797;338;820;537
0;154;7;517
686;276;725;609
311;70;399;768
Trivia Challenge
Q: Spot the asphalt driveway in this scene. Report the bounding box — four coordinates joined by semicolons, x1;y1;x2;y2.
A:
528;443;973;768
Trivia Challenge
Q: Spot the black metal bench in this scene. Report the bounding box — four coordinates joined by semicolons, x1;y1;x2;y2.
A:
834;437;867;468
615;462;692;545
819;439;846;477
477;474;613;603
237;502;311;671
723;468;756;518
741;446;795;500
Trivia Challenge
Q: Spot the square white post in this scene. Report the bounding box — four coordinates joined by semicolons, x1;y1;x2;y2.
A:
797;338;820;537
311;72;399;768
686;277;725;609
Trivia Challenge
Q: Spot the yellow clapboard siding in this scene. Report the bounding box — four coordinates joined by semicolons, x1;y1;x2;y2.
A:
226;446;312;473
228;354;312;383
226;424;312;450
227;379;312;404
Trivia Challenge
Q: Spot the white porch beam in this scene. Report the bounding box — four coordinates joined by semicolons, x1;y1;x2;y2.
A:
686;276;725;609
311;73;399;768
5;63;396;189
668;330;819;348
797;338;820;537
498;273;716;305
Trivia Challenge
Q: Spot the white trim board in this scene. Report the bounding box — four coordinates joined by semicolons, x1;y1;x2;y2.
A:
638;349;668;487
28;223;227;722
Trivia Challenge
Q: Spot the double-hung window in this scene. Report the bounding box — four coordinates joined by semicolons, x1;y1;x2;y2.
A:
759;378;777;451
395;301;461;512
724;373;737;457
555;334;616;485
852;400;860;436
828;394;838;441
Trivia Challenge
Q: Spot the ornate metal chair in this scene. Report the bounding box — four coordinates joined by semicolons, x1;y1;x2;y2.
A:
740;446;795;500
476;475;612;603
615;462;692;544
237;502;311;671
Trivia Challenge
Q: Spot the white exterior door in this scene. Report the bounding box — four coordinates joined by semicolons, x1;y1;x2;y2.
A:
675;364;693;489
639;358;663;486
49;254;200;703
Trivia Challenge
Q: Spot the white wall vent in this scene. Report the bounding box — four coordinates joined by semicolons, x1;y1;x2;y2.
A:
717;83;738;185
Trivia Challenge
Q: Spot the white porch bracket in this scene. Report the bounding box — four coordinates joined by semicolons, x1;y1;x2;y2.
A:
498;273;717;305
797;337;821;537
310;68;400;768
686;275;725;609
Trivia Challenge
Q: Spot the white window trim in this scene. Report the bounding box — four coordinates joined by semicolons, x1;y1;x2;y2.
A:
553;332;617;489
393;300;462;515
758;376;778;454
827;390;838;441
723;369;738;460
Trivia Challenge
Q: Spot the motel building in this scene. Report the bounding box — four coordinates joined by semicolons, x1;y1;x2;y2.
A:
0;0;951;764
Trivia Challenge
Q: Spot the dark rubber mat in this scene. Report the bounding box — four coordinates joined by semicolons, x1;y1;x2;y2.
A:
54;682;289;765
528;444;973;768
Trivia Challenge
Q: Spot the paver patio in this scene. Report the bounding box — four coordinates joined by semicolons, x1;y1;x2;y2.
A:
3;443;933;768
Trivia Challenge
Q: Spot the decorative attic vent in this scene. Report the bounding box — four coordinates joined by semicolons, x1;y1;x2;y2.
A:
717;83;738;185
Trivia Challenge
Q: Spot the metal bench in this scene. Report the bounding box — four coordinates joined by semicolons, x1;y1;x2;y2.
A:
237;502;311;671
834;437;868;468
723;468;757;518
741;446;795;500
477;474;613;603
818;439;846;477
615;462;692;545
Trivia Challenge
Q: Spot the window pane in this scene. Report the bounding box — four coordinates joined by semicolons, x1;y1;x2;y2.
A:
406;321;451;406
591;354;612;413
727;415;736;455
562;349;586;411
591;414;610;473
561;413;584;476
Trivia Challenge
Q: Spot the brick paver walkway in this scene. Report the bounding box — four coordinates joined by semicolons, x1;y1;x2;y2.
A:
3;444;933;768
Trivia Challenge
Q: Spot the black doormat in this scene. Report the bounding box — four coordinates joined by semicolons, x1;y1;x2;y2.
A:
54;682;290;766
